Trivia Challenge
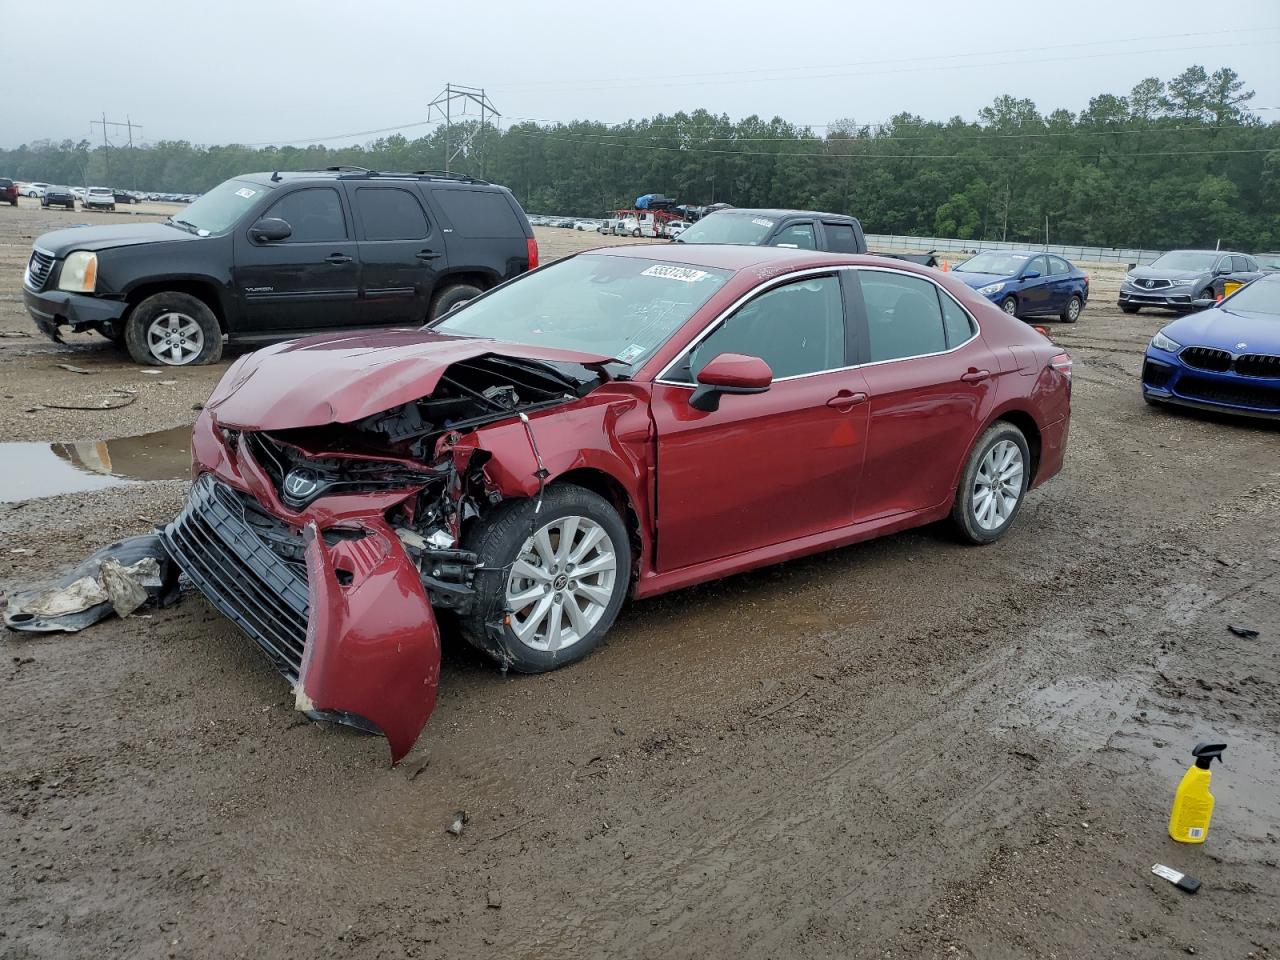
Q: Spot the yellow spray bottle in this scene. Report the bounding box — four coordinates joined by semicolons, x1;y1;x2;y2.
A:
1169;742;1226;844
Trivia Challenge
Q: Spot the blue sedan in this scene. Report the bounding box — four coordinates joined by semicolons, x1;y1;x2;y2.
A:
1142;273;1280;419
953;250;1089;322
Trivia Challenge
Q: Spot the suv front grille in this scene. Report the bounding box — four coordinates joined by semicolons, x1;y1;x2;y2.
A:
1179;346;1232;372
164;474;309;679
25;250;55;291
1235;353;1280;379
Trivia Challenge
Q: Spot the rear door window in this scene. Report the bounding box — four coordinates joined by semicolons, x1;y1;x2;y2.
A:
858;271;948;362
431;188;523;238
771;222;816;249
824;222;860;253
938;289;976;348
1230;255;1251;272
1048;256;1071;276
265;187;348;243
354;186;430;241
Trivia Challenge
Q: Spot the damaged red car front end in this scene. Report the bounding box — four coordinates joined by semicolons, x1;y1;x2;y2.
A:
165;330;618;763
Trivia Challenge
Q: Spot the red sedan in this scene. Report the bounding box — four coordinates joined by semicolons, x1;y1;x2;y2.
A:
166;245;1071;761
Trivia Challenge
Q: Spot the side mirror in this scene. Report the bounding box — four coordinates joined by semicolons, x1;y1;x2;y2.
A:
689;353;773;412
1021;270;1041;280
249;217;292;243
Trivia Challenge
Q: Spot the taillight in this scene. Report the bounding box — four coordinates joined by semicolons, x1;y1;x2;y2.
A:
526;236;539;271
1083;275;1090;288
1050;352;1072;380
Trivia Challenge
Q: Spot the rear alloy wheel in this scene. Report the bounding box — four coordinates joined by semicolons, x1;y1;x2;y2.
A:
1000;296;1019;317
124;291;222;366
951;422;1030;544
1061;294;1082;323
462;485;630;673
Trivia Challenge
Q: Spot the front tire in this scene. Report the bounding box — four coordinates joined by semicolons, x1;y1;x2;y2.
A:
1000;296;1019;317
951;422;1030;545
124;291;222;366
1060;294;1082;323
1120;303;1140;314
429;283;483;321
460;484;630;673
631;228;642;237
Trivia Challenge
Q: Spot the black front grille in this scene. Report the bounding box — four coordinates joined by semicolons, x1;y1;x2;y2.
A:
164;474;309;679
1142;360;1173;389
245;431;438;509
25;250;54;290
1235;353;1280;379
1179;346;1232;372
1175;375;1280;411
1136;278;1171;290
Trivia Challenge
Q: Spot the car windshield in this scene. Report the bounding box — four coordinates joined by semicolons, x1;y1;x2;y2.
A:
676;212;775;245
955;252;1031;276
172;177;268;235
1222;276;1280;315
433;253;732;369
1150;251;1218;271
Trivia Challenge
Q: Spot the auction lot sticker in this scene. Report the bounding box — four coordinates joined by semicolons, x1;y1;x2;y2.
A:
640;265;710;283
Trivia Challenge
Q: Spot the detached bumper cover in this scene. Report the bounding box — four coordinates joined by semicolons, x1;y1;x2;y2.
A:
165;473;440;763
24;285;127;338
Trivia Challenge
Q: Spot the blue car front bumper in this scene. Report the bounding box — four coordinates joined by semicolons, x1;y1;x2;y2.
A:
1142;345;1280;419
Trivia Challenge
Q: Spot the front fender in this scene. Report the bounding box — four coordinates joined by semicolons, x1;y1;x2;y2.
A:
296;522;440;764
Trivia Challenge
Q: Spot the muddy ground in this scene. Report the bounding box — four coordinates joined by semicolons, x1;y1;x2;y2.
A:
1;199;1277;959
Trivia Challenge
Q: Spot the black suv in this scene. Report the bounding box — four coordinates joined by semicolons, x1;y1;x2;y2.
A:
23;167;537;366
40;185;76;210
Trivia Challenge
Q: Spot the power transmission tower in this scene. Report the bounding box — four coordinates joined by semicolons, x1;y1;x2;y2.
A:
89;115;143;189
427;84;500;175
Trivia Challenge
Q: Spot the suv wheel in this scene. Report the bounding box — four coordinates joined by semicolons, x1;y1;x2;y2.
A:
429;284;483;321
125;292;223;366
460;485;630;673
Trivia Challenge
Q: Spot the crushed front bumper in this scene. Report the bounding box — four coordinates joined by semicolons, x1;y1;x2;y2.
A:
165;469;441;764
24;285;128;340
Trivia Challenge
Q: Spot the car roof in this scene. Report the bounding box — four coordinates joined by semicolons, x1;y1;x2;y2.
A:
585;242;918;273
1163;248;1247;256
238;168;500;188
709;208;858;221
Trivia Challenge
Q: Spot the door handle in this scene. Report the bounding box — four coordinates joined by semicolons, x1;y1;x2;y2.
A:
324;254;353;265
826;390;868;410
416;250;442;261
960;369;991;383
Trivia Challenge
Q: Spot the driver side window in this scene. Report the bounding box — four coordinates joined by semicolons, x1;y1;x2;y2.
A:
1026;255;1049;276
263;187;348;243
672;275;845;382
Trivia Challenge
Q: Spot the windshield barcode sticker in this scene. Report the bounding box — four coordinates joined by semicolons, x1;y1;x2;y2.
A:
235;187;257;199
640;265;710;283
751;218;775;227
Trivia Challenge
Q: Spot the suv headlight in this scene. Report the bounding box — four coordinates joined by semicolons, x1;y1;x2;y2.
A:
57;251;98;293
1151;330;1180;352
978;282;1004;296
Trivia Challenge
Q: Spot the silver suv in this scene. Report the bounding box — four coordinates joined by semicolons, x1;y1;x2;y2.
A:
1120;249;1263;313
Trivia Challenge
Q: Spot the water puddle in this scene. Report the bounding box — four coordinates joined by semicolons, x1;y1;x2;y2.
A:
1;425;192;504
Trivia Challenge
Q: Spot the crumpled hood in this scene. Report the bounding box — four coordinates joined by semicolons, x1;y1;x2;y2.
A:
34;221;198;257
1127;265;1205;283
1162;307;1280;354
208;328;612;430
954;271;1011;289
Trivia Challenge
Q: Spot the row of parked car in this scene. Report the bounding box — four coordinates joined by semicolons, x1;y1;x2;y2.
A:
6;181;199;205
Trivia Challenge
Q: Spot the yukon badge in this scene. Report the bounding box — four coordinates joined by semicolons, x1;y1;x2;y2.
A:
284;468;320;500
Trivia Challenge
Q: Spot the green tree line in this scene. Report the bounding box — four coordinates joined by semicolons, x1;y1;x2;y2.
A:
3;65;1277;250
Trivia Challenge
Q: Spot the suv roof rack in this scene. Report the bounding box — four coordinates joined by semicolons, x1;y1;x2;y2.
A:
410;170;490;185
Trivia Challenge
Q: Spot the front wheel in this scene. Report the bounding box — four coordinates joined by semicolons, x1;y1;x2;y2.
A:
1120;303;1140;314
951;422;1030;545
124;291;222;366
1060;294;1082;323
1000;296;1018;317
460;484;630;673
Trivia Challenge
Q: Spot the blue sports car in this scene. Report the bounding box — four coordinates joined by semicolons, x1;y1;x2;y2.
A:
1142;273;1280;419
952;250;1089;322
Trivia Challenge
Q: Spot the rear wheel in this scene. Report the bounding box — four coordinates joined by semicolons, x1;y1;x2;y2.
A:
1060;294;1082;323
951;422;1030;545
460;485;630;673
1000;296;1019;317
124;291;222;366
429;283;483;321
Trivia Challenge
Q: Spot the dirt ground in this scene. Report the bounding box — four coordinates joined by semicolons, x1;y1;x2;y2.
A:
1;199;1277;960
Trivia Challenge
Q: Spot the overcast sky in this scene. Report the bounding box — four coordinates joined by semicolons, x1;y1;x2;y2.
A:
3;0;1278;148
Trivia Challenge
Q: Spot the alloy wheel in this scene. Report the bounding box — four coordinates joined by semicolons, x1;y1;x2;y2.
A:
1002;298;1018;315
972;439;1024;531
146;311;204;365
505;515;618;652
1066;297;1081;321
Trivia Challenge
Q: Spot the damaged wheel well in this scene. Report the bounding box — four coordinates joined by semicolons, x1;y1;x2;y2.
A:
555;468;643;582
125;279;226;332
995;411;1041;482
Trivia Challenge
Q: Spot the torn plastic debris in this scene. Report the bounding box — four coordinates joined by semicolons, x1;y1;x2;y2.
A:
4;534;180;634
